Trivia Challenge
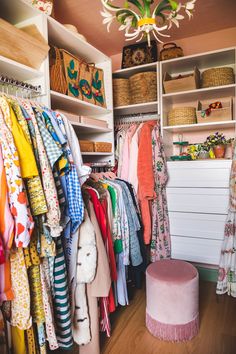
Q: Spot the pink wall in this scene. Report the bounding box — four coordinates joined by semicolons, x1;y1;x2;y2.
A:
111;27;236;71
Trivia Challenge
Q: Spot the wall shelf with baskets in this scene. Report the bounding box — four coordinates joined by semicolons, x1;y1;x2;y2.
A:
113;62;160;117
160;47;236;160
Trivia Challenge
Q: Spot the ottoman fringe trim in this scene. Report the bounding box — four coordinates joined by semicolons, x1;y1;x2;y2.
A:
146;312;199;342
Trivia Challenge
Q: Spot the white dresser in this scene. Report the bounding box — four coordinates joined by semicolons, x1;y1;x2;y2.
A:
166;160;231;265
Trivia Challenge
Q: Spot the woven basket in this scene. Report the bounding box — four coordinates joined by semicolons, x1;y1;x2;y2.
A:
94;142;112;153
129;71;157;104
168;107;196;126
113;78;130;107
49;46;67;95
79;140;94;152
202;67;235;88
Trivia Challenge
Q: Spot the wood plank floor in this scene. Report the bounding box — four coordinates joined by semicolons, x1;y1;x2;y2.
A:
101;281;236;354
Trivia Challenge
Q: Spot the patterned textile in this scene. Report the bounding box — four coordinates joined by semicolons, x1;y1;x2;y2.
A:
40;259;59;350
10;248;32;330
0;104;34;248
0;146;14;303
10;100;48;216
21;100;62;238
150;125;171;262
217;148;236;297
65;164;84;233
53;237;73;349
34;108;62;169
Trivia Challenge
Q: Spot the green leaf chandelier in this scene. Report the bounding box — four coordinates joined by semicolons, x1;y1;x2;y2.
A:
101;0;196;45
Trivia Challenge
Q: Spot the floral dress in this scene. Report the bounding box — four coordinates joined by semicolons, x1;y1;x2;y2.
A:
217;143;236;297
150;124;171;262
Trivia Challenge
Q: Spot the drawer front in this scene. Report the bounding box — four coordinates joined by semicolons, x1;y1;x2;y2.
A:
171;236;222;265
167;161;231;188
169;212;226;240
167;188;229;214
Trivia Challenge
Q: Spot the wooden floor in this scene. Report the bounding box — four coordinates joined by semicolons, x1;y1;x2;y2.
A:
101;281;236;354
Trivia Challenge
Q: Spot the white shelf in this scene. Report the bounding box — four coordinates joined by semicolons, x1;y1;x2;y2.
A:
50;91;111;116
1;0;40;24
113;62;157;79
162;84;236;105
47;16;109;64
163;120;235;133
0;55;43;81
114;101;158;115
161;47;236;74
71;122;112;133
81;152;113;156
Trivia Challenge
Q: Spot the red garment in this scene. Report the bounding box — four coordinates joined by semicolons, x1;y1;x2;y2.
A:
87;188;117;282
137;121;157;245
87;187;117;331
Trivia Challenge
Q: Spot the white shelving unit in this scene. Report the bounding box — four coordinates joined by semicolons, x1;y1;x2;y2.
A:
113;62;160;117
159;47;236;266
50;91;111;116
0;0;115;165
160;47;236;159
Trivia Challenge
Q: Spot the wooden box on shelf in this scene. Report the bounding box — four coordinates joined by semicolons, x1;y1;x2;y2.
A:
79;140;94;152
94;142;112;153
196;97;233;124
163;67;200;94
0;18;49;69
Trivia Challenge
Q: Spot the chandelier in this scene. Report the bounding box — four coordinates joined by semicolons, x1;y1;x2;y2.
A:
101;0;196;45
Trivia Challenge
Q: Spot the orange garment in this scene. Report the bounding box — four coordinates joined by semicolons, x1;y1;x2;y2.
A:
137;121;156;245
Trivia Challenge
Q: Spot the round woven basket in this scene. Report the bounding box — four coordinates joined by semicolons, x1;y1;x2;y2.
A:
202;67;235;88
168;107;196;126
129;71;157;104
113;78;130;107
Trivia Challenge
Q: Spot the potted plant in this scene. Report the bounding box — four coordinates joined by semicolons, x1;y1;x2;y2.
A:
204;132;233;158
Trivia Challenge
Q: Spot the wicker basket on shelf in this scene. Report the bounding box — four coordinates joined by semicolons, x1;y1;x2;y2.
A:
202;67;235;88
79;140;94;152
129;71;157;104
113;78;130;107
168;107;196;126
94;142;112;153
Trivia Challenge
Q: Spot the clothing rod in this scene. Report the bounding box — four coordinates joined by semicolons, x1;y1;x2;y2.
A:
115;110;158;119
115;115;159;124
0;75;41;93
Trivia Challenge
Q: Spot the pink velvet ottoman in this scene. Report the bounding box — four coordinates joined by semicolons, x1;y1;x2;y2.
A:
146;259;199;342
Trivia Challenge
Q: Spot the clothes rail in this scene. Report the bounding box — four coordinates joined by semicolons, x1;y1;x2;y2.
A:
115;112;159;125
0;75;42;97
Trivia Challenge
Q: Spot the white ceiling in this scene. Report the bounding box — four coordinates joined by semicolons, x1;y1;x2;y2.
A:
54;0;236;56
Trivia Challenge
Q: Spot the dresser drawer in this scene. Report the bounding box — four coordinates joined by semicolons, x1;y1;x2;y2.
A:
171;236;222;265
169;212;225;240
167;160;231;188
167;188;229;214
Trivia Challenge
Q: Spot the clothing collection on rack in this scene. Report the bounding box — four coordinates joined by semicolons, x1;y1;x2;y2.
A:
0;86;149;354
115;113;171;262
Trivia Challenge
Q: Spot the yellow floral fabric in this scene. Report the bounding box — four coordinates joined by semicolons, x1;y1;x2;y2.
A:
10;248;32;330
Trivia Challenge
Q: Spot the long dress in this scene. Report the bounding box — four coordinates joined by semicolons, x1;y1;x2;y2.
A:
217;143;236;297
150;124;171;262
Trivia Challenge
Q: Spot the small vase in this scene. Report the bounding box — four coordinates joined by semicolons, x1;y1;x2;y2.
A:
213;144;226;158
198;151;209;159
